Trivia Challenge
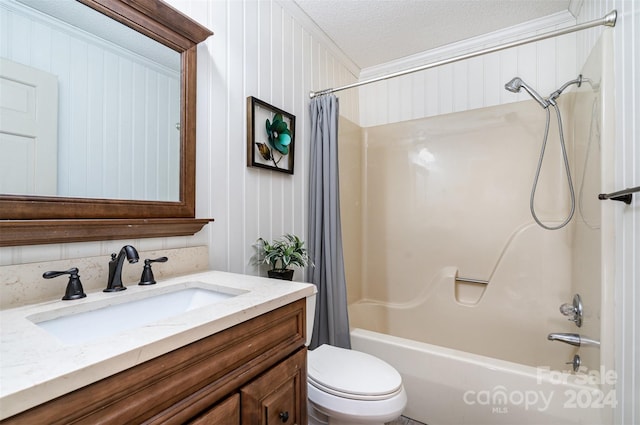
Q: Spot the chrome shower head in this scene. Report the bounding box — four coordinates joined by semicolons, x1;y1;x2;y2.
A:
504;77;523;93
504;77;549;109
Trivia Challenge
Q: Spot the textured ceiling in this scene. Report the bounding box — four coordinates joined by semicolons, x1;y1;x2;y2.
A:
294;0;571;69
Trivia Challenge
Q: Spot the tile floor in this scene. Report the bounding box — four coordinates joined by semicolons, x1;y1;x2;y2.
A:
386;416;427;425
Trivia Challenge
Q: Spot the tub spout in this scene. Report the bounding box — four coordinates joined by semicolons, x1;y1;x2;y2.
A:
548;333;580;346
547;333;600;347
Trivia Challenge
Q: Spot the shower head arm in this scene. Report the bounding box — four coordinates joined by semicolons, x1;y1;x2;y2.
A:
548;75;583;103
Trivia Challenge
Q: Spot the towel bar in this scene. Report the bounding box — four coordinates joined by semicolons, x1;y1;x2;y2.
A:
598;186;639;205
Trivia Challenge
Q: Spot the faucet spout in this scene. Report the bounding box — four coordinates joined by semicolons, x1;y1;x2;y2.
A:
547;332;600;347
548;332;581;346
104;245;139;292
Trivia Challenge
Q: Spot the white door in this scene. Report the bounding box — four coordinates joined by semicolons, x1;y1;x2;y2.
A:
0;58;58;195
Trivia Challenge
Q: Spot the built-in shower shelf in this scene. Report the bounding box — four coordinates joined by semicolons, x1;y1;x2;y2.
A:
455;277;488;306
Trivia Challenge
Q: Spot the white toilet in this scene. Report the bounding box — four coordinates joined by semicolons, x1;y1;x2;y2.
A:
305;295;407;425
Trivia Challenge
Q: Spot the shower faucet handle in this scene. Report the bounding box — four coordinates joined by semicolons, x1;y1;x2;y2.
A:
559;293;583;327
559;303;576;315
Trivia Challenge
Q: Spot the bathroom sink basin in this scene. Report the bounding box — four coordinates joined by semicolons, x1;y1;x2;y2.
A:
30;285;239;345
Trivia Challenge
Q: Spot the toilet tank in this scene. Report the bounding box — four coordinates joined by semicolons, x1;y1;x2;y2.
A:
306;293;317;346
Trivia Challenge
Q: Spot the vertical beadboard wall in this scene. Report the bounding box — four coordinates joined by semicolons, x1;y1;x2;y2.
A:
147;0;360;274
358;11;578;127
0;1;181;201
0;0;358;268
577;1;639;424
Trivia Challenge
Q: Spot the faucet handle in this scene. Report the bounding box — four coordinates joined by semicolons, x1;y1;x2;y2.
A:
43;267;87;300
559;293;583;327
138;257;168;286
559;303;576;315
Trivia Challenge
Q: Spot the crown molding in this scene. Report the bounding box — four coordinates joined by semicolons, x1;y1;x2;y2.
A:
360;10;576;80
275;0;360;78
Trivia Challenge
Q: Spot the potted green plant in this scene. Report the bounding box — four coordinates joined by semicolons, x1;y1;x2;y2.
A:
254;234;312;280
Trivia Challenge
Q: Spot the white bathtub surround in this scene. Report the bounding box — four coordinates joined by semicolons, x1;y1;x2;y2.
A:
344;98;582;368
336;117;364;305
0;246;209;309
353;99;578;307
340;23;615;425
0;270;315;419
349;259;576;370
569;29;615;391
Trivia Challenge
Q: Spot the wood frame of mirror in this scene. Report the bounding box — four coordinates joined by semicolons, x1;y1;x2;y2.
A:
0;0;213;246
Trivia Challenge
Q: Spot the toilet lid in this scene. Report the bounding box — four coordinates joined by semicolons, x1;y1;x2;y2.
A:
307;344;403;401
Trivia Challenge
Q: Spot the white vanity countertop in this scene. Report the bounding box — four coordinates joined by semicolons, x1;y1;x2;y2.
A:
0;270;315;420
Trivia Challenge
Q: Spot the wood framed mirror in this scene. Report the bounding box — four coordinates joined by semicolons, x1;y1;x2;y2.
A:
0;0;213;246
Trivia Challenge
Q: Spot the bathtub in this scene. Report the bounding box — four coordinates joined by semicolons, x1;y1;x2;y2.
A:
346;224;613;424
351;328;610;425
347;259;612;424
347;254;611;425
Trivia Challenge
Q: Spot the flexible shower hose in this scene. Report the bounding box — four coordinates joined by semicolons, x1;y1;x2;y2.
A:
530;103;576;230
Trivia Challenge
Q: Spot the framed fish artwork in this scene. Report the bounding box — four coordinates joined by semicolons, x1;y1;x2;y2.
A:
246;96;296;174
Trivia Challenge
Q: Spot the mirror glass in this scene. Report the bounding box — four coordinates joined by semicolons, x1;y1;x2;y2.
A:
0;0;181;201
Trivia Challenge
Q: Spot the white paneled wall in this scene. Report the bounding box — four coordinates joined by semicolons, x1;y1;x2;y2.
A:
577;1;639;424
0;0;358;267
0;1;181;201
152;0;359;273
359;11;578;127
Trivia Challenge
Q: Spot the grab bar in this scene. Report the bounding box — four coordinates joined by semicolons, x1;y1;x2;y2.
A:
598;185;640;205
455;277;489;285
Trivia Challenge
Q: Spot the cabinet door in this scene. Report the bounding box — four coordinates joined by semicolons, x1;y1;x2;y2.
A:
189;393;239;425
241;349;307;425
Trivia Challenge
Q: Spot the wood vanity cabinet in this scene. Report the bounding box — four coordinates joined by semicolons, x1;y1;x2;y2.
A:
240;349;306;425
2;299;308;425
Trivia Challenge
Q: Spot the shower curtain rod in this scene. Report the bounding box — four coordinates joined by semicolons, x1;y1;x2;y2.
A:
309;10;617;99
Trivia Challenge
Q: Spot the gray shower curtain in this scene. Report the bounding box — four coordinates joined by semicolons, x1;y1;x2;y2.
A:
308;94;351;350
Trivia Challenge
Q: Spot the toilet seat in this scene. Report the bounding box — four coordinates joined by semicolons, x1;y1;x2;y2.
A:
308;344;403;401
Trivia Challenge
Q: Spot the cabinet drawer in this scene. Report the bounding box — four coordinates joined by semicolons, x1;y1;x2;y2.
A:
241;348;307;425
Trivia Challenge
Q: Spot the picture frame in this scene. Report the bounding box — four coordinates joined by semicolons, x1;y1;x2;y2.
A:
247;96;296;174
